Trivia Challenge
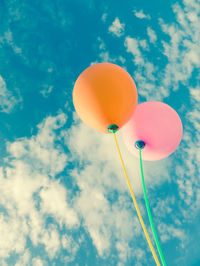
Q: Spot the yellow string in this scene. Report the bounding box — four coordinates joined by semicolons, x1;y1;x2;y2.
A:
113;133;160;266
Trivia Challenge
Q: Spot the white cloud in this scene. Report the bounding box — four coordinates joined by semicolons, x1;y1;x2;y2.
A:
101;13;107;22
0;113;80;262
92;37;113;63
159;1;200;90
123;0;200;102
156;1;200;223
7;113;68;177
133;10;151;20
0;259;7;266
41;225;60;258
62;234;79;253
32;257;46;266
139;39;149;50
0;76;19;113
92;37;126;64
187;12;198;22
40;85;53;98
158;223;185;243
0;30;22;55
124;36;169;100
61;235;80;264
175;86;200;217
15;250;31;266
147;27;157;44
108;17;125;37
125;37;144;65
40;182;79;228
190;87;200;103
0;210;28;258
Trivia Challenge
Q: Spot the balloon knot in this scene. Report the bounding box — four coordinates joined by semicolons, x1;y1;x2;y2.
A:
107;124;119;133
135;140;145;149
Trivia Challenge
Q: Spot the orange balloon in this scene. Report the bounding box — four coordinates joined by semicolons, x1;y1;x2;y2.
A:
73;63;137;133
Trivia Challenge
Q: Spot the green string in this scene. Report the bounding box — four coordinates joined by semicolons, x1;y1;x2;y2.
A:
139;148;166;266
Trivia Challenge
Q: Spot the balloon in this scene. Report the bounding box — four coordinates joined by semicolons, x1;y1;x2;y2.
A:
122;101;183;161
73;63;137;133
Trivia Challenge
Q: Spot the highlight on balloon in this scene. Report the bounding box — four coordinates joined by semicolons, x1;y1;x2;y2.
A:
72;62;183;266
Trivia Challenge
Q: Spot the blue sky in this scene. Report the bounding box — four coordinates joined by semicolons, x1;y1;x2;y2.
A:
0;0;199;265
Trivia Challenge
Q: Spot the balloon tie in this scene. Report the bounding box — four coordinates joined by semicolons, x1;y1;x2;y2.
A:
113;133;160;266
139;148;166;266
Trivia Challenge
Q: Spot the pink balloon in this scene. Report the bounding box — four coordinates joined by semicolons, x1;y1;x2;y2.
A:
122;101;183;161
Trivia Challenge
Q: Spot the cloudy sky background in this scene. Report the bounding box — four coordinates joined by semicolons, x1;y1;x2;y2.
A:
0;0;199;265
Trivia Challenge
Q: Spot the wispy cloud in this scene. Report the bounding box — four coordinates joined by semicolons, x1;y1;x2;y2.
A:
159;1;200;90
15;250;30;266
133;10;151;20
108;17;125;37
125;37;144;65
124;36;166;100
61;235;79;264
0;30;22;55
93;37;125;64
101;13;107;22
124;0;200;101
0;76;19;113
0;114;79;263
158;0;200;223
40;85;53;98
147;27;157;44
32;257;46;266
158;223;186;243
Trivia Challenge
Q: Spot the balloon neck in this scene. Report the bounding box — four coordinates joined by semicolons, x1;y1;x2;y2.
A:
135;140;145;149
107;124;119;133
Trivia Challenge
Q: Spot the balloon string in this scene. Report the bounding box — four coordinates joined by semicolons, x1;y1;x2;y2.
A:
113;133;160;266
139;148;166;266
